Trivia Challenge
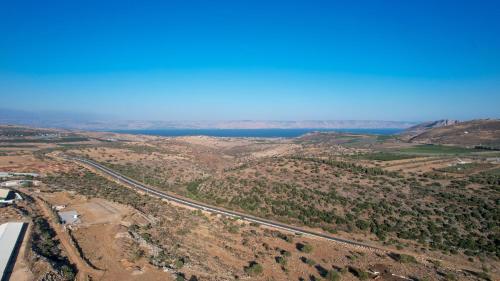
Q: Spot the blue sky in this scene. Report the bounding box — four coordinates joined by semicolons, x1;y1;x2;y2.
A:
1;0;499;121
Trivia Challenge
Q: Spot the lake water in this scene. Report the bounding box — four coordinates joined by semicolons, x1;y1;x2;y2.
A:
113;128;404;138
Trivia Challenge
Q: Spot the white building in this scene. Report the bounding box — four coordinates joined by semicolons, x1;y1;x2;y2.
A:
0;172;39;179
0;188;23;205
0;180;40;188
0;222;26;280
58;210;80;225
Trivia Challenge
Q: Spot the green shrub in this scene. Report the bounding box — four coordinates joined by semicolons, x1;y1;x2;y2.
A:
349;267;369;280
398;254;417;263
297;242;313;253
326;270;341;281
60;265;76;281
306;258;316;266
244;262;263;276
444;273;458;281
276;256;287;266
175;258;185;269
355;219;369;230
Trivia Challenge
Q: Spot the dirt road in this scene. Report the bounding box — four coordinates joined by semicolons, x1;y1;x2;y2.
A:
33;195;103;281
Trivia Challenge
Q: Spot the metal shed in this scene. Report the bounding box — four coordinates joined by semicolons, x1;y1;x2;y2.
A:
58;210;80;225
0;222;26;281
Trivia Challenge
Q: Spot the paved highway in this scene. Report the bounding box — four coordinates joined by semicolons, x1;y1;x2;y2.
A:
69;156;382;251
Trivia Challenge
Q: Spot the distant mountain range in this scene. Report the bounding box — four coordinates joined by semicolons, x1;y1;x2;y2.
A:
2;108;498;147
0;109;417;130
400;119;460;140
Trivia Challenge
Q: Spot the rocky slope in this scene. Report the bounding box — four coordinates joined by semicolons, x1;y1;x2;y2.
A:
401;119;500;148
400;119;459;140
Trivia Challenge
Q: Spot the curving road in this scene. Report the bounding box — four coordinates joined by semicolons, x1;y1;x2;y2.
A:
68;156;382;251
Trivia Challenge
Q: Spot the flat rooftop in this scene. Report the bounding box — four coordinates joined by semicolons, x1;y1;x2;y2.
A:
0;222;26;281
58;210;80;225
0;189;11;200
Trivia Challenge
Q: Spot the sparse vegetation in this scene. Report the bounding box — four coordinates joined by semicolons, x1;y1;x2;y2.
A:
244;261;263;276
79;143;499;258
352;152;417;161
31;216;77;280
326;270;341;281
391;253;417;264
7;123;498;281
349;266;369;280
297;242;313;253
398;144;486;155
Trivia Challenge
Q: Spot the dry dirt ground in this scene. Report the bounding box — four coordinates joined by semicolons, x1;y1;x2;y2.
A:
42;165;496;281
42;192;171;281
407;119;500;148
0;150;75;175
1;128;498;281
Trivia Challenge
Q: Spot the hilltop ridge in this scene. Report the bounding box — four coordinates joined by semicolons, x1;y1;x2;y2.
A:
400;119;459;139
401;119;500;148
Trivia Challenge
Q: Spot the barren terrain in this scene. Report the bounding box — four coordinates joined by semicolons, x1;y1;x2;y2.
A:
1;124;498;281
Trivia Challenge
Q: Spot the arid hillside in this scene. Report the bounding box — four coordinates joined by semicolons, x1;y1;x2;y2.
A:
0;125;499;281
402;119;500;148
399;119;459;140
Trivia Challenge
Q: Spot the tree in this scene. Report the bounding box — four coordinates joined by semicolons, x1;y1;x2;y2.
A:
297;243;313;253
349;267;369;280
326;270;341;281
60;265;76;281
355;219;369;230
276;256;287;266
397;254;417;264
244;261;263;276
175;258;185;269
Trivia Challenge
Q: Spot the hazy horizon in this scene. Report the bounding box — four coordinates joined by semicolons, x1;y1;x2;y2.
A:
0;107;423;130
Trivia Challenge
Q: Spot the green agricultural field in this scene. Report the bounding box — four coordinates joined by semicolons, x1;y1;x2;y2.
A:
437;163;493;174
398;144;486;155
376;135;396;141
0;144;38;148
486;168;500;176
352;152;418;161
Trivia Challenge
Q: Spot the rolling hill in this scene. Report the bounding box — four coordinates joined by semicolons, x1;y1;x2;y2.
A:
401;119;500;148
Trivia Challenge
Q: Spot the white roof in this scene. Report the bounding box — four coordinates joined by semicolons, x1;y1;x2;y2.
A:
0;172;39;178
0;222;25;280
58;210;80;225
0;189;11;199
